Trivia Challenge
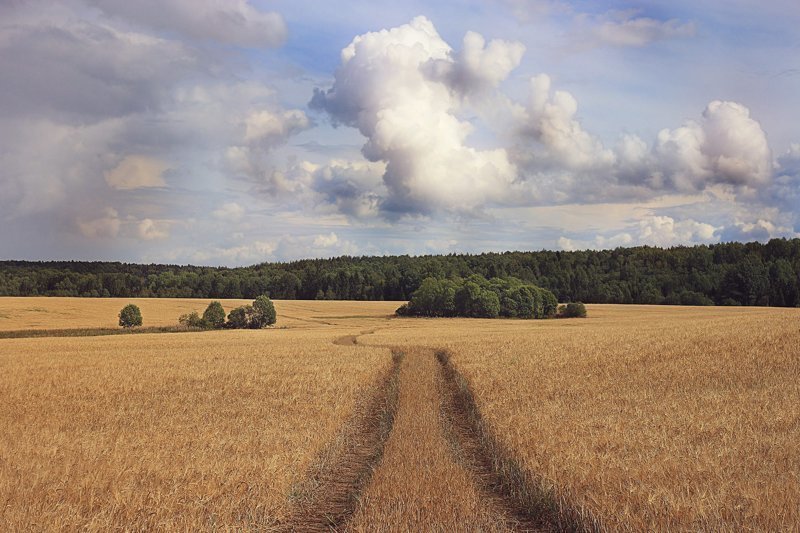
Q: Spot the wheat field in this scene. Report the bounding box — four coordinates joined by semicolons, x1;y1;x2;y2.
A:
360;305;800;530
0;297;399;331
1;298;798;530
0;327;392;530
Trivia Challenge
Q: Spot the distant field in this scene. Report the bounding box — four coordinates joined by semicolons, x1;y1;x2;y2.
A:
1;299;798;530
0;297;400;331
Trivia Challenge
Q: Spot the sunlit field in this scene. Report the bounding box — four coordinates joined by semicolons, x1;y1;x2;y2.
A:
1;299;798;530
0;297;399;331
361;305;800;530
0;327;392;530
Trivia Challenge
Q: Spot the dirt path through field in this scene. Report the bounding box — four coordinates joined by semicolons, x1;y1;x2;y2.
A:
282;330;565;531
342;346;546;531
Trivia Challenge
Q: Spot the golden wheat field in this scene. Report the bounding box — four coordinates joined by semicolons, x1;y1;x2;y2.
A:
1;297;798;531
0;297;399;331
0;326;392;530
360;305;800;531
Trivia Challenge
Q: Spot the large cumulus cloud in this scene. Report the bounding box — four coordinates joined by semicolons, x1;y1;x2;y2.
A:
308;16;781;221
514;87;773;201
652;100;772;190
310;16;523;217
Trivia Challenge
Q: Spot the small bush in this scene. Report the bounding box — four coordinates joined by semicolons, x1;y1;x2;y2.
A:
118;304;143;328
558;302;587;318
178;311;203;329
202;301;226;329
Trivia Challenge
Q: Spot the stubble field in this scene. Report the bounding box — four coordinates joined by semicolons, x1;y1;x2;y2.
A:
0;298;798;531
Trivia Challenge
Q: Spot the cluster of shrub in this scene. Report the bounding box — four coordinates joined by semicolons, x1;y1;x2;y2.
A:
178;295;276;330
119;304;143;328
557;301;587;318
396;275;570;319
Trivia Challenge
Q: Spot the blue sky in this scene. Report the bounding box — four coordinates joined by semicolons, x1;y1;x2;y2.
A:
1;0;798;265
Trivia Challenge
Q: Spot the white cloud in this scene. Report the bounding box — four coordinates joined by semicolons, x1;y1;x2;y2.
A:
637;215;719;247
87;0;287;47
425;30;525;96
586;14;696;48
136;218;170;240
731;219;798;241
654;100;772;191
307;17;780;222
559;215;720;250
227;107;312;192
557;232;634;251
313;232;340;248
173;232;361;266
311;159;386;219
78;208;121;239
212;202;245;222
105;155;168;190
557;236;579;251
516;73;614;171
243;109;310;144
311;16;520;217
512;91;775;203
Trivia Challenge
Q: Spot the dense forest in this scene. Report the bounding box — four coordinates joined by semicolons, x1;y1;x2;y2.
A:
1;239;799;307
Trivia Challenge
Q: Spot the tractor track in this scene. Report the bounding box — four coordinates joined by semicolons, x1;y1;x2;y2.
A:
284;329;595;531
279;350;403;532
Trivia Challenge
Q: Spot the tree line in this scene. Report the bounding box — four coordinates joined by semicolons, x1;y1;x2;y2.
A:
1;238;799;307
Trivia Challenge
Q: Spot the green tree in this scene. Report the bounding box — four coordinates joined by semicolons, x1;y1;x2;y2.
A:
250;295;276;328
178;311;202;328
408;277;457;317
202;301;226;329
226;305;254;329
538;288;559;318
118;304;143;328
720;255;769;306
769;259;798;307
558;302;587;318
455;281;500;318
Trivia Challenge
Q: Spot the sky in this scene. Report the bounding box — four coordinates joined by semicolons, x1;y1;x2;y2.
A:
1;0;798;266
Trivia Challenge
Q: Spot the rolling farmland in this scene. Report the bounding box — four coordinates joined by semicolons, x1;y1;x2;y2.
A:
1;298;798;531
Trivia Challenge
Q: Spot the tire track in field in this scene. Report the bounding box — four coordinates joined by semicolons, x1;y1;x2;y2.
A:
280;350;403;532
437;350;599;533
437;350;549;531
345;347;524;531
316;329;593;531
